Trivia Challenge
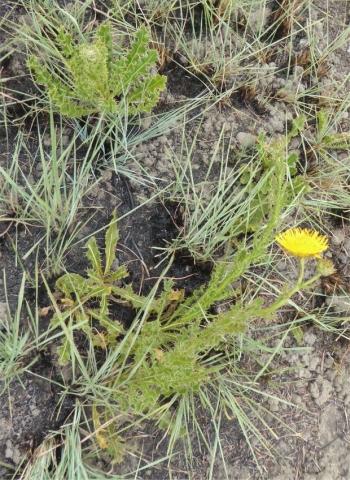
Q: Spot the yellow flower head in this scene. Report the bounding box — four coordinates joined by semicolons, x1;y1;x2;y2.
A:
275;227;328;258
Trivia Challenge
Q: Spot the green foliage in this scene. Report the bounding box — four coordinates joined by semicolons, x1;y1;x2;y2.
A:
118;298;261;415
49;110;323;464
239;116;307;233
28;24;167;118
52;212;143;365
112;135;297;417
314;109;350;151
52;213;186;365
52;134;297;412
92;404;125;462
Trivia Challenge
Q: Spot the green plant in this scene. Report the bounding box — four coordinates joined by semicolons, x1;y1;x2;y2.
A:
52;212;129;364
51;211;186;365
1;1;348;477
233;131;305;234
51;135;327;461
28;24;167;118
300;107;350;220
115;232;326;421
167;117;307;260
302;109;350;162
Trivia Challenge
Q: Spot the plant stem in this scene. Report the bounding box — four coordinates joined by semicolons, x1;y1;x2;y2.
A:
297;257;305;286
261;259;321;319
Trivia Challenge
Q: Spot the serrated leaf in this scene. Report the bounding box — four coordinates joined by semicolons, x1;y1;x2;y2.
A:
240;169;252;185
128;74;167;113
289;114;306;138
56;273;87;298
86;236;103;278
98;315;124;337
291;175;307;195
287;152;299;167
89;308;124;343
316;109;328;136
50;310;72;328
111;27;158;95
99;294;109;317
105;266;129;283
30;24;165;117
92;331;109;349
56;29;75;58
84;285;112;300
104;211;119;276
92;405;109;449
322;133;350;149
92;405;126;461
112;284;148;310
69;39;111;103
291;325;304;346
96;22;113;68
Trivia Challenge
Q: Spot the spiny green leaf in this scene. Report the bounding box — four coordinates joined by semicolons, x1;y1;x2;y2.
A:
28;56;93;117
322;133;350;149
96;22;113;68
127;74;167;113
291;325;304;346
112;284;148;310
288;114;306;139
68;40;111;105
316;109;329;137
104;211;119;276
56;273;87;298
56;29;75;58
86;236;103;278
50;310;71;328
105;266;129;283
84;285;113;300
111;27;158;92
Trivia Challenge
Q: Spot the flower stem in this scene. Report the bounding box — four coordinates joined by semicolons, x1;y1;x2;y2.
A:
297;257;305;286
261;260;321;319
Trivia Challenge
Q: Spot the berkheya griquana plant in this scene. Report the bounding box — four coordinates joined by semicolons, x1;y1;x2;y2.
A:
49;133;335;459
28;24;167;118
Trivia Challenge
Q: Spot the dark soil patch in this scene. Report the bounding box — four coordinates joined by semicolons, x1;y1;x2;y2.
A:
0;369;73;479
163;60;209;98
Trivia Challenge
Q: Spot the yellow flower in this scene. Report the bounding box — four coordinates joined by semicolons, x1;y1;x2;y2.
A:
275;227;328;258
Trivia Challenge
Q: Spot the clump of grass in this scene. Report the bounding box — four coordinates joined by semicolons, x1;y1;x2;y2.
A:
0;274;34;392
166;117;306;260
0;111;104;275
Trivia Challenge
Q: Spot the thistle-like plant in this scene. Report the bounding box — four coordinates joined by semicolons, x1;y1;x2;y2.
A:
51;213;184;365
112;138;304;417
238;116;307;233
51;213;140;364
28;24;167;118
51;137;334;458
